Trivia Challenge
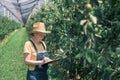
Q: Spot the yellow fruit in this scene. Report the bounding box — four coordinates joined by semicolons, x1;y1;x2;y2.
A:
85;3;92;9
85;3;92;11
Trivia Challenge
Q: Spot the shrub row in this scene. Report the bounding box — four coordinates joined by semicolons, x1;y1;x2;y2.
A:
0;16;21;40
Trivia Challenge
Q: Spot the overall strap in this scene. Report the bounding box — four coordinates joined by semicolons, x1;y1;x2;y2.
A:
29;40;38;53
29;40;46;53
41;41;46;51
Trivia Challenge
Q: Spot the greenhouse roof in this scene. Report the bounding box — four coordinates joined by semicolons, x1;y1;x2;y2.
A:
0;0;48;24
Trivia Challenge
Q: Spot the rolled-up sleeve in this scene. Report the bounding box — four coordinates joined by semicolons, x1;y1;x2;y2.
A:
24;41;31;54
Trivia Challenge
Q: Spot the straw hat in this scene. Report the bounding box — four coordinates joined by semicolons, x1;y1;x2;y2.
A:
29;22;51;35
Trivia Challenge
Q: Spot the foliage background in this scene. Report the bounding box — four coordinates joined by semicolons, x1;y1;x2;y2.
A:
0;16;21;40
25;0;120;80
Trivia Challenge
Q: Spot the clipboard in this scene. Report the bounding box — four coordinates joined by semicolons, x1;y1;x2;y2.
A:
42;58;60;65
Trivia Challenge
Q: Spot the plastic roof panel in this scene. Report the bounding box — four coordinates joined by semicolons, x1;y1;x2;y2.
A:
19;0;37;6
0;0;23;23
0;0;47;24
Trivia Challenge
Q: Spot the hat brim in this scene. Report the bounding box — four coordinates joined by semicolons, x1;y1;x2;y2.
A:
29;30;51;35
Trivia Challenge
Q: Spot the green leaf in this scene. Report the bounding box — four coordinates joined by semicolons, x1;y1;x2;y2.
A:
75;53;83;59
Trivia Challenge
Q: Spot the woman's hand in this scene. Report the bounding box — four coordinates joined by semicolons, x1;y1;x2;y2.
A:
43;56;52;63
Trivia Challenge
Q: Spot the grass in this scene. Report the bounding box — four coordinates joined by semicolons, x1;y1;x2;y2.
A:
0;28;29;80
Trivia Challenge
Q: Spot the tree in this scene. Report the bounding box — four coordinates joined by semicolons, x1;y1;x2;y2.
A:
25;0;120;79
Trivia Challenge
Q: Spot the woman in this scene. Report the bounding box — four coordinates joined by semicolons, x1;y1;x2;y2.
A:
24;22;52;80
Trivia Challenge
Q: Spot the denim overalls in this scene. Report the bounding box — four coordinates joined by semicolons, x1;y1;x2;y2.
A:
27;40;49;80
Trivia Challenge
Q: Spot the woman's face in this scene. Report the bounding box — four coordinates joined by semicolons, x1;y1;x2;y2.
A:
33;32;45;41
